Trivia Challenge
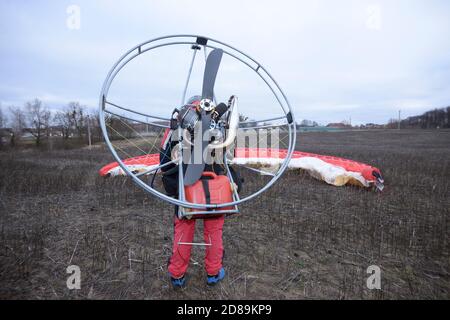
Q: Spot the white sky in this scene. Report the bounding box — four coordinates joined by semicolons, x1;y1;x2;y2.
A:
1;0;449;124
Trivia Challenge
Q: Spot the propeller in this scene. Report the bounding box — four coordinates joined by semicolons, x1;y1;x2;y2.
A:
183;48;223;186
201;49;223;101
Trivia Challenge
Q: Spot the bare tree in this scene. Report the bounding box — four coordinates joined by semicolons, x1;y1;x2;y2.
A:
54;109;73;139
89;111;103;143
400;107;450;129
9;106;26;147
105;114;135;140
25;98;51;146
84;112;105;146
0;104;6;149
68;102;85;138
54;102;86;140
0;104;4;128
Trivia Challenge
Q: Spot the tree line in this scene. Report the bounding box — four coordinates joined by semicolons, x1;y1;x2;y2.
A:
384;107;449;129
0;99;103;149
401;107;450;129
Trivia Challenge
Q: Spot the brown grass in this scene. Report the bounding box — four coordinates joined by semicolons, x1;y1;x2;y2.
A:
0;129;448;299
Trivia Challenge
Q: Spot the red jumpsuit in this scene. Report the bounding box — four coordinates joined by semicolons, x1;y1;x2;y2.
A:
168;215;225;278
161;113;228;279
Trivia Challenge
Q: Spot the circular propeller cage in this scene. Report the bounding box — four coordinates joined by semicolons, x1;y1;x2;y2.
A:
99;35;296;210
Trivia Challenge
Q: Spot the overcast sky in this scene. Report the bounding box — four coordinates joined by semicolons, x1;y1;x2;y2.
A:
1;0;449;125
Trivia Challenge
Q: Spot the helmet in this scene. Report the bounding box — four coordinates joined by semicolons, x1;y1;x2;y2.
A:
186;95;201;105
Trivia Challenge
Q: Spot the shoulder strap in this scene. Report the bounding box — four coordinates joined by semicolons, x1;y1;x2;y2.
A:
201;179;212;211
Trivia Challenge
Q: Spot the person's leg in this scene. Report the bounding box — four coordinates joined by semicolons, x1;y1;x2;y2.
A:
168;216;196;279
203;215;225;276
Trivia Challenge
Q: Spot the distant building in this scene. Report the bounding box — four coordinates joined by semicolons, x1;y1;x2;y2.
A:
326;122;352;129
239;120;258;129
361;123;384;129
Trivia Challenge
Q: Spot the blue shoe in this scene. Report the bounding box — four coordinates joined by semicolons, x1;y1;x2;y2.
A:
207;267;225;286
170;275;186;288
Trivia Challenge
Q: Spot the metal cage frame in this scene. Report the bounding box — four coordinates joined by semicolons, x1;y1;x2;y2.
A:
99;34;296;211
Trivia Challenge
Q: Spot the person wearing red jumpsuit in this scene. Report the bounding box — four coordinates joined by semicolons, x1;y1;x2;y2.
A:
159;97;232;287
168;214;226;287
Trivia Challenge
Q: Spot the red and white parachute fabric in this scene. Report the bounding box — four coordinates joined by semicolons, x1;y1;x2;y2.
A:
99;148;384;191
233;148;384;191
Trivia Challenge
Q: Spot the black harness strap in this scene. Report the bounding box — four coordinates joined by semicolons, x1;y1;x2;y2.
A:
201;179;212;211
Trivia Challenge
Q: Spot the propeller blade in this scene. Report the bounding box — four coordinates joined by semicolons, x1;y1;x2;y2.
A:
183;110;212;186
201;49;223;100
184;49;223;186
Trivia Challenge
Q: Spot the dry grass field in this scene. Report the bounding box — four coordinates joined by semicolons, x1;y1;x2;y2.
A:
0;129;448;299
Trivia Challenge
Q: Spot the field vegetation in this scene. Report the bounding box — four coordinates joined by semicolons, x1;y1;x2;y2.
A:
0;130;448;299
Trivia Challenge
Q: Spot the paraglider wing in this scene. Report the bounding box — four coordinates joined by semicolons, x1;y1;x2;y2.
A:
99;148;384;191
